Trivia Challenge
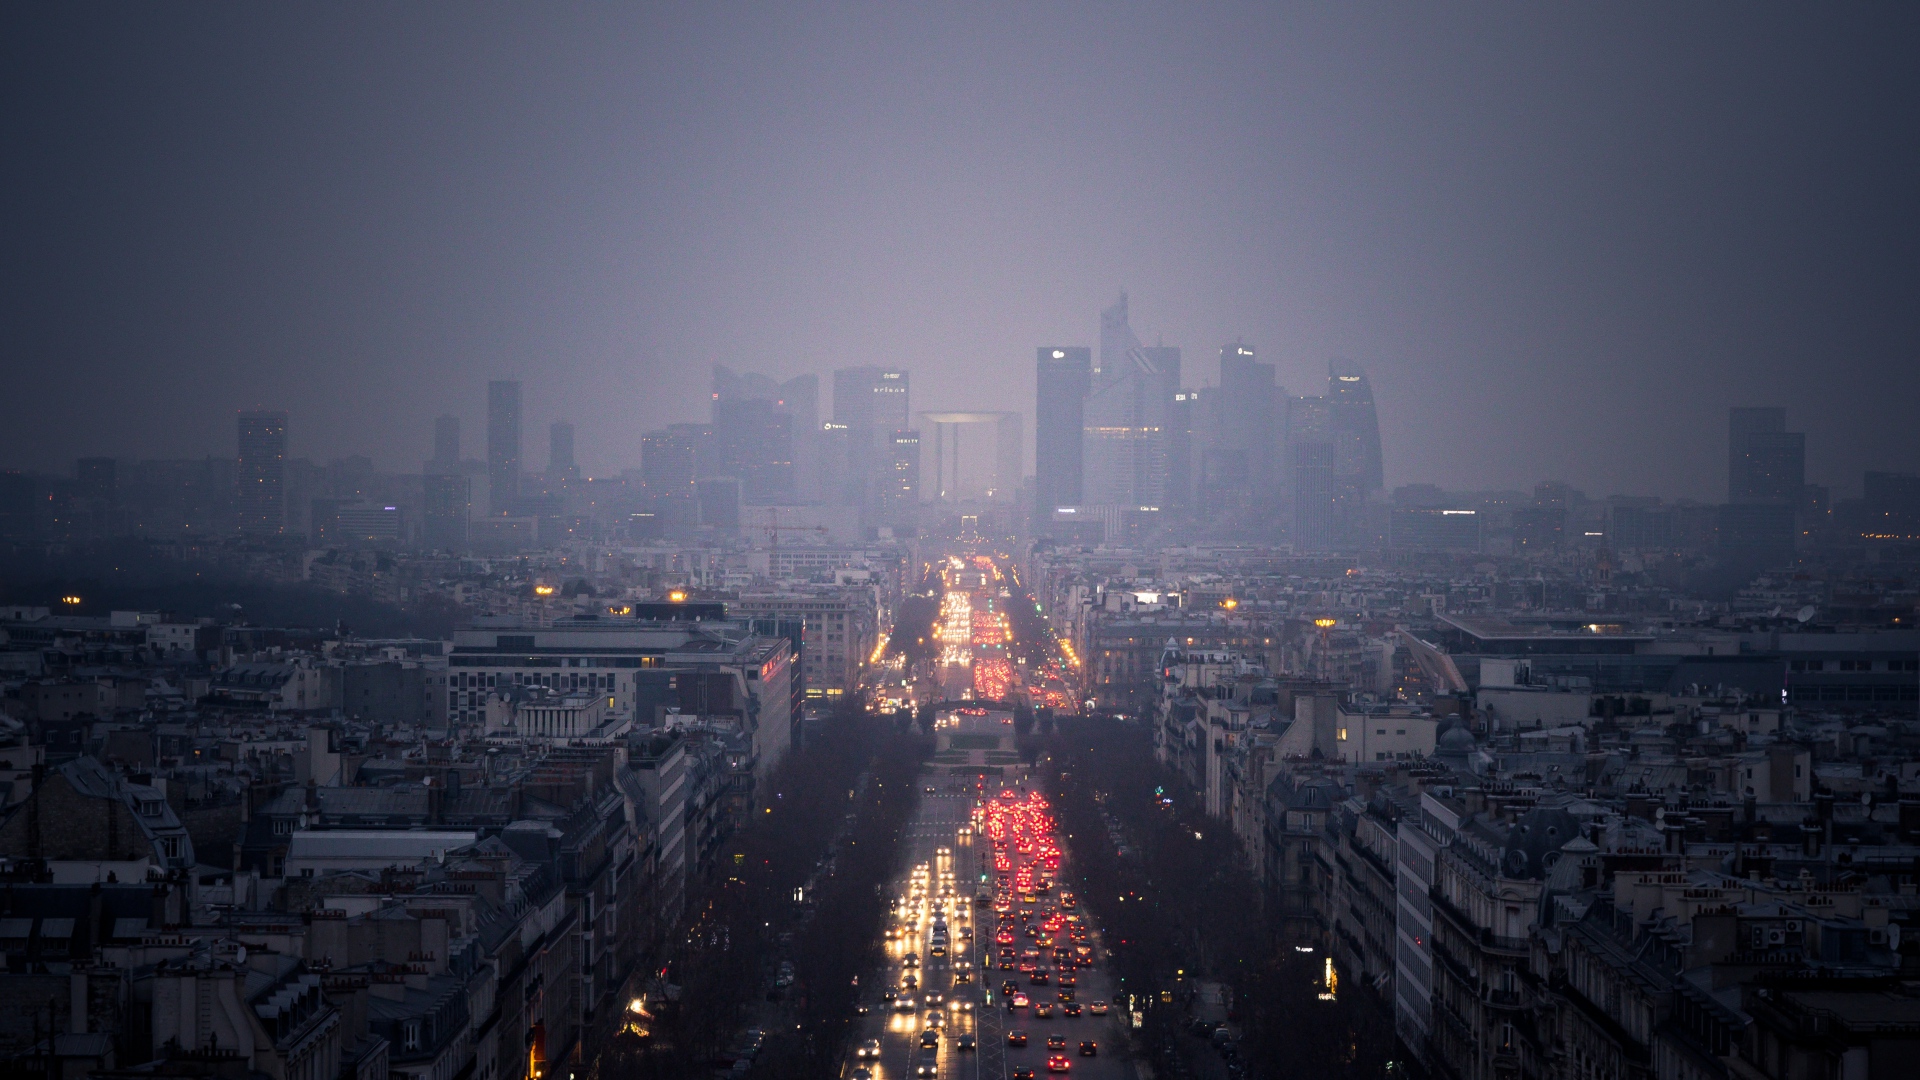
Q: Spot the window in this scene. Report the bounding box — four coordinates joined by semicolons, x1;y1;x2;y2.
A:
403;1021;421;1051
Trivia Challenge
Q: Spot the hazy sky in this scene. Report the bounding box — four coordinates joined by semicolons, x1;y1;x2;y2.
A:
5;4;1916;500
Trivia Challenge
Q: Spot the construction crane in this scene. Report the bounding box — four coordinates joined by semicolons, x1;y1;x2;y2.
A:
762;506;827;567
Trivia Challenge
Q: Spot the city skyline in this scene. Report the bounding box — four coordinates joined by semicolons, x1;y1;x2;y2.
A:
5;7;1917;498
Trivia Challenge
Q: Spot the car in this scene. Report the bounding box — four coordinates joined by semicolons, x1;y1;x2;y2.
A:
1088;1001;1108;1016
925;991;944;1006
1058;973;1077;988
1007;1030;1028;1047
1002;980;1020;997
957;1034;976;1051
1047;1035;1069;1050
926;1010;945;1029
903;953;919;968
1047;1053;1072;1072
896;997;917;1012
1012;1069;1036;1080
1079;1041;1097;1056
851;1071;873;1080
1010;992;1030;1009
1034;1002;1054;1018
856;1001;871;1015
857;1039;882;1059
920;1029;940;1048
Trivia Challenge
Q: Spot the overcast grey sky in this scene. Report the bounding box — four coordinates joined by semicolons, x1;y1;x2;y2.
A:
4;4;1915;500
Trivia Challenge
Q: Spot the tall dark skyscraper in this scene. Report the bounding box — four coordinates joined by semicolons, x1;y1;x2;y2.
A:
832;367;910;432
712;365;815;504
832;366;910;514
1084;294;1179;508
1202;344;1279;521
486;380;522;515
549;420;577;480
1287;396;1335;550
432;414;461;466
422;473;470;550
1728;407;1805;503
74;457;117;503
642;423;703;526
1326;359;1385;544
886;428;921;525
236;409;288;535
1034;345;1091;525
1723;406;1803;563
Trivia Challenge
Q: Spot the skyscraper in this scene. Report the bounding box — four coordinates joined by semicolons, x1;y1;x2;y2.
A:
433;415;461;466
1287;396;1335;550
1034;346;1091;525
1083;294;1180;509
1723;406;1803;563
886;429;922;526
832;367;910;432
642;423;703;527
549;420;577;480
1728;407;1804;503
1327;359;1385;544
712;365;815;504
831;366;910;513
422;473;470;550
74;457;116;503
236;410;288;535
487;381;522;515
1201;344;1279;522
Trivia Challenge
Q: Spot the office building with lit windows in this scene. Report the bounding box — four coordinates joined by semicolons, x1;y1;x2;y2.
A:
236;409;288;535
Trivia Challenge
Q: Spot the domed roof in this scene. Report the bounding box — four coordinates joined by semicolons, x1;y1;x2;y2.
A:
1438;724;1477;752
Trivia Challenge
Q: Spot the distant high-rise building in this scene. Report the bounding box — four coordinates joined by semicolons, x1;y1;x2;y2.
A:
1723;406;1803;564
422;473;471;550
433;415;461;465
1728;407;1805;503
1166;390;1196;516
642;424;704;527
74;458;117;503
1084;294;1180;509
1287;396;1335;550
236;410;288;535
1202;344;1279;521
886;429;922;524
831;367;910;514
549;421;577;480
1034;346;1091;526
1328;359;1385;498
487;381;522;515
832;367;911;432
713;366;815;504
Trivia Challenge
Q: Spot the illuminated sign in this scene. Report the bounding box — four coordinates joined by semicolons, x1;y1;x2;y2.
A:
1051;350;1065;359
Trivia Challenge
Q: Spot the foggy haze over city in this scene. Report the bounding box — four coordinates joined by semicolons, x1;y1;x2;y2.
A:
6;5;1917;498
8;10;1920;1080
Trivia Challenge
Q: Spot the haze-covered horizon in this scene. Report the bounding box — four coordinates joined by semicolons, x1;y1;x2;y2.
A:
5;4;1917;501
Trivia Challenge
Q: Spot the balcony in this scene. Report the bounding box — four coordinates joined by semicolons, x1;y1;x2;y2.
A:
1430;890;1530;955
